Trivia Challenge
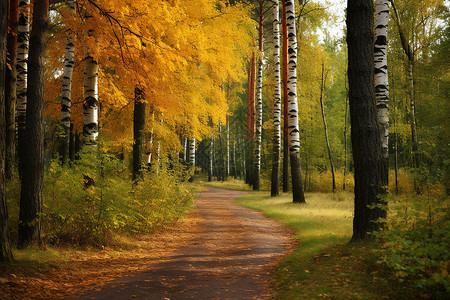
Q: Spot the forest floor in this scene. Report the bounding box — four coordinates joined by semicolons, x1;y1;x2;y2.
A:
0;186;293;299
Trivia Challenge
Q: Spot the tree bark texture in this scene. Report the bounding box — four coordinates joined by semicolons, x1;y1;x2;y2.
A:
5;0;19;180
254;60;263;190
282;0;289;193
132;87;146;181
18;0;49;248
347;0;387;241
188;137;196;182
1;0;14;262
209;132;214;182
60;0;76;162
83;11;98;143
16;0;30;178
286;0;305;203
374;0;390;182
271;0;281;197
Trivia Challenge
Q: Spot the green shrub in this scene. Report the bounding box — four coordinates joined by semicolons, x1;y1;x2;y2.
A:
7;146;194;247
372;195;450;298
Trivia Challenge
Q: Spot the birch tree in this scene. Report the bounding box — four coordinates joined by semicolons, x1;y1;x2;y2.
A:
1;0;13;262
281;0;289;193
286;0;305;203
60;0;76;161
83;10;98;144
18;0;49;248
16;0;30;176
271;0;281;197
374;0;390;180
188;137;196;182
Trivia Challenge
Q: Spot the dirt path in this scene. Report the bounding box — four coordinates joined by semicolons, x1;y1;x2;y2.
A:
76;186;292;300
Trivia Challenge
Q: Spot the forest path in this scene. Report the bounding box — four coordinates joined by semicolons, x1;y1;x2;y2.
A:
76;186;293;300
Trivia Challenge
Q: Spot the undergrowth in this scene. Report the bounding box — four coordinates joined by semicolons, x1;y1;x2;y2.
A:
6;146;195;248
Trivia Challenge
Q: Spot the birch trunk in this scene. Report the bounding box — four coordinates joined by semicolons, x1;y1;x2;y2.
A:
60;0;76;161
319;63;336;192
282;0;289;193
226;116;230;178
16;0;30;177
286;0;305;203
1;0;13;262
18;0;49;248
254;60;263;190
188;137;196;182
374;0;390;181
271;0;281;197
209;132;214;182
83;12;98;144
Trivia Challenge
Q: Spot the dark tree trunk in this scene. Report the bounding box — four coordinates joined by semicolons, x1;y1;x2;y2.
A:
1;0;14;262
132;87;146;181
282;0;289;193
18;0;49;248
347;0;387;241
343;84;349;191
5;0;19;180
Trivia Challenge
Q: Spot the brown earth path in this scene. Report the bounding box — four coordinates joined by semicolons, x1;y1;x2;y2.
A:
75;186;293;300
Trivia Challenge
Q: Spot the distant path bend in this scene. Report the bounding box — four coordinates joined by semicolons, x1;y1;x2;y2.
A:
78;186;293;300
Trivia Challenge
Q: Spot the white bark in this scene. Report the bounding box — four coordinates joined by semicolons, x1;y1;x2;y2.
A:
226;118;230;177
286;0;300;155
374;0;390;162
189;137;196;166
254;61;263;187
16;0;30;133
61;0;76;129
272;0;281;195
83;12;98;143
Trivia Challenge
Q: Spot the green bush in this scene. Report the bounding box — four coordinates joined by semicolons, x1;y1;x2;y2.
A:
8;146;194;247
372;195;450;298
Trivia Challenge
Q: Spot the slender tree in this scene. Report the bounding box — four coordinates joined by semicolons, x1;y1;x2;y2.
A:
374;0;390;182
209;131;214;182
132;87;146;181
83;10;98;143
5;0;19;180
188;136;196;182
271;0;281;197
319;62;335;192
347;0;387;240
18;0;49;248
286;0;305;203
16;0;30;177
246;52;256;185
60;0;76;162
1;0;13;262
281;0;289;193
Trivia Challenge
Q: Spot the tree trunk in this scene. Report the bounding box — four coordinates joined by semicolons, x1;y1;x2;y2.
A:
286;0;305;203
1;0;13;262
16;0;30;178
343;80;349;191
282;0;289;193
188;137;195;182
374;0;390;183
132;87;146;181
209;131;214;182
226;115;230;178
319;63;336;192
271;0;281;197
5;0;19;180
347;0;387;241
82;11;98;144
18;0;49;248
60;0;76;162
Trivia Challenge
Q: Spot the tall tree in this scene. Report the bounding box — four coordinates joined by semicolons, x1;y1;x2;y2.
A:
374;0;390;181
60;0;76;162
286;0;305;203
82;10;98;144
347;0;387;240
1;0;13;262
319;62;335;192
271;0;281;197
246;52;256;185
188;136;196;182
132;87;146;181
5;0;19;180
18;0;49;248
16;0;30;177
253;0;265;191
281;0;289;193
